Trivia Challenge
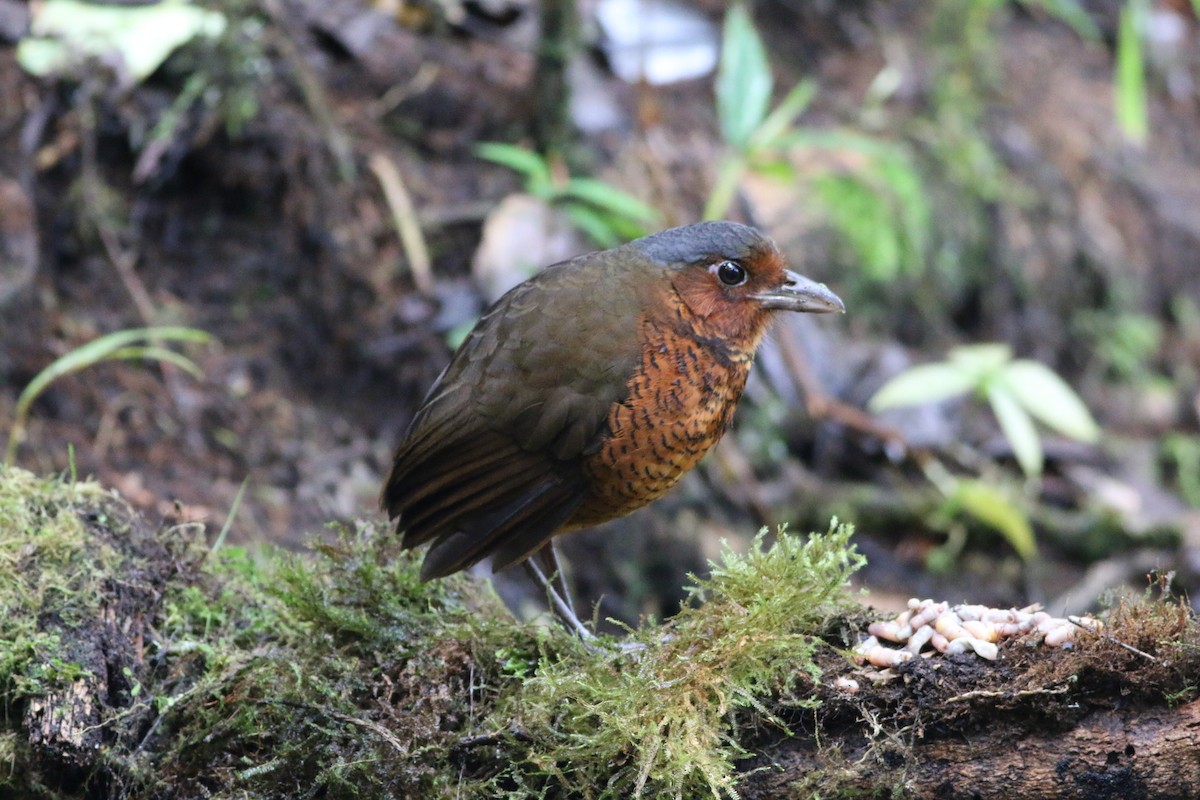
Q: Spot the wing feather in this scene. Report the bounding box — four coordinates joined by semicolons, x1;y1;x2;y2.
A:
382;247;658;577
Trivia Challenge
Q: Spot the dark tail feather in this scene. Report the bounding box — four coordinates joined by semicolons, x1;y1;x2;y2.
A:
418;483;584;581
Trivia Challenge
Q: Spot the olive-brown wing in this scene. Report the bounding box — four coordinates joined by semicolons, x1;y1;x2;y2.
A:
382;251;652;579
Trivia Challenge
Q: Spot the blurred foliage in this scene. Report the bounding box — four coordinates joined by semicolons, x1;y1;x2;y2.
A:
706;4;819;221
1115;0;1150;145
4;327;213;466
1018;0;1100;39
18;0;269;166
871;344;1101;562
476;142;659;247
17;0;227;83
804;132;930;283
924;459;1037;563
1075;309;1163;382
872;343;1100;478
1162;434;1200;509
709;5;930;288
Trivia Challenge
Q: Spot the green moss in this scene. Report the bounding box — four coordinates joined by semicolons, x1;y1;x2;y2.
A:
510;521;863;798
1;466;868;798
0;466;123;698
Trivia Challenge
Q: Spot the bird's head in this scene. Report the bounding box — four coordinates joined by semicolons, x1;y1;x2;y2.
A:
634;221;844;347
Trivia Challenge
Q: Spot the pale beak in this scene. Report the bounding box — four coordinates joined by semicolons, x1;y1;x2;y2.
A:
753;270;845;314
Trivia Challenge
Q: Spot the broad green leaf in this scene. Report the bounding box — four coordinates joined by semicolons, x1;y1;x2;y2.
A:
947;343;1012;378
1000;360;1100;443
1114;1;1148;145
17;0;226;84
475;143;552;189
715;5;772;151
869;362;977;411
987;382;1043;477
951;478;1037;560
565;178;659;223
750;79;817;150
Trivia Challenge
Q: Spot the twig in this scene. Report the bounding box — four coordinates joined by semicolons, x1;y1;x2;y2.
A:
775;327;906;446
368;152;434;295
1068;615;1162;663
328;710;409;756
945;685;1070;704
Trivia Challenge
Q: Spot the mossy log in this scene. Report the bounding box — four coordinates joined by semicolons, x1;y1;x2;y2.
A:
745;696;1200;798
1;465;1197;800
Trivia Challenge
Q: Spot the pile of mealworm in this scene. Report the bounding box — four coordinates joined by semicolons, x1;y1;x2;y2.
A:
854;598;1103;667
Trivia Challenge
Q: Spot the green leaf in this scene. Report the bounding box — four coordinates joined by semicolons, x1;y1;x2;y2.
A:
947;343;1012;377
715;5;772;151
869;362;978;411
702;154;745;222
999;360;1100;443
15;326;211;413
986;382;1043;477
475;143;552;193
17;0;226;84
563;203;619;248
6;326;213;464
813;174;902;281
108;346;206;380
745;158;795;183
564;178;659;223
950;479;1037;560
1114;1;1148;145
1020;0;1100;41
749;79;817;151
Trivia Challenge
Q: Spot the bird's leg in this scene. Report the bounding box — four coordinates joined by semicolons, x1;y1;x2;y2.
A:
535;541;577;621
524;544;593;640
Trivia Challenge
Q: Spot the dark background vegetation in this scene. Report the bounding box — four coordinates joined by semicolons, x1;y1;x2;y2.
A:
1;0;1199;627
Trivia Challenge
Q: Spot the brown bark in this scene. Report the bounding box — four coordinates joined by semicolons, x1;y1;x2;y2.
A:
743;698;1200;799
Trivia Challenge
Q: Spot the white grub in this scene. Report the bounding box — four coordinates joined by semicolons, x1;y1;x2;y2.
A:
868;620;906;643
935;611;966;641
1043;625;1075;648
863;644;913;668
961;620;999;643
905;624;936;655
954;604;989;622
854;635;881;657
835;676;861;692
931;632;951;653
995;622;1024;637
907;600;947;631
946;636;999;660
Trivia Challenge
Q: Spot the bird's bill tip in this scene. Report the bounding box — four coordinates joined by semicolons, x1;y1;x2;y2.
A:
754;270;845;314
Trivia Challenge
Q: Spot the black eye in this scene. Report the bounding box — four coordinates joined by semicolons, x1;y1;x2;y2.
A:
715;260;747;286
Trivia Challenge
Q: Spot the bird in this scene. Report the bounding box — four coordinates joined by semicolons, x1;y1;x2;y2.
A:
382;221;843;631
